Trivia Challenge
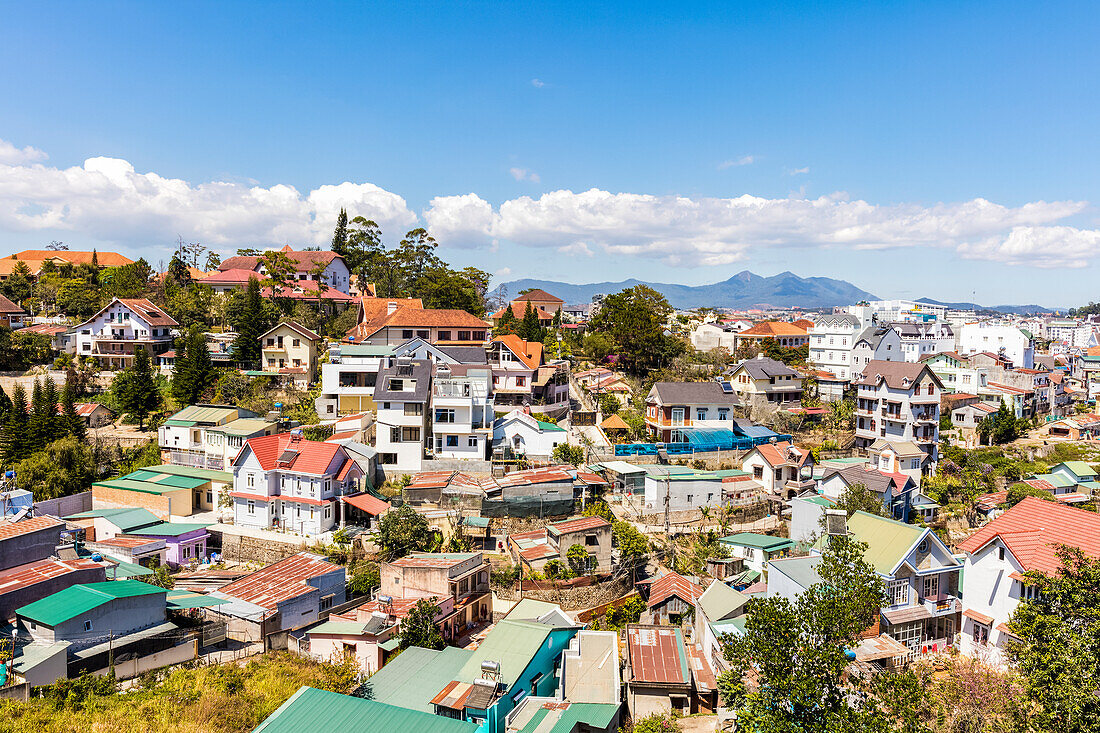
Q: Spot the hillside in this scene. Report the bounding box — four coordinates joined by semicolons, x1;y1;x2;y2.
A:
497;270;876;309
915;297;1064;315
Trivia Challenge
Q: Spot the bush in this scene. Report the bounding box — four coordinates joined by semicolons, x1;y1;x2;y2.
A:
552;443;585;466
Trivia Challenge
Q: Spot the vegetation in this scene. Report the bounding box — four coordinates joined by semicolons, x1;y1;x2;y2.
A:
113;346;160;429
346;560;380;596
399;598;446;651
170;327;217;407
566;543;592;575
376;504;434;559
1005;481;1057;507
0;652;358;733
587;285;685;374
629;713;682;733
551;443;585;466
830;481;888;519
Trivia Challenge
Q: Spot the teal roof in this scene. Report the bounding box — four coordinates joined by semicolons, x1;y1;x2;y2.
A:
799;495;836;507
709;617;747;637
379;636;401;652
516;702;620;733
768;555;823;591
340;344;398;357
16;580;165;626
91;478;192;496
719;532;795;551
65;507;160;532
126;522;210;537
355;646;474;714
461;516;490;528
1029;473;1075;488
146;464;233;482
210;418;276;437
1057;461;1099;478
166;589;230;609
455;619;556;689
536;420;566;432
105;560;154;579
126;469;209;489
253;686;477;733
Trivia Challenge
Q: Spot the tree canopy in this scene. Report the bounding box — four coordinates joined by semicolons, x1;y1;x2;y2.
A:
399;598;446;651
376;504;434;560
588;285;685;373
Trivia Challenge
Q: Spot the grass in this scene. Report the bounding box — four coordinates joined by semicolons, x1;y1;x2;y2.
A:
0;652;358;733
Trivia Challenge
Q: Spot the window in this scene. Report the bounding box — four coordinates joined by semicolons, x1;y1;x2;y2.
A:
247;474;255;487
320;594;334;611
687;494;693;504
324;506;331;519
1022;583;1042;601
468;436;478;447
696;408;707;420
717;408;729;421
998;547;1005;561
585;534;599;546
417;330;429;339
888;579;909;606
292;338;300;347
405;403;424;416
247;500;255;514
401;426;421;442
402;330;413;339
972;621;990;645
380;453;397;465
389;378;404;391
436;408;456;423
752;466;763;480
83;620;93;632
446;435;458;447
922;574;939;598
458;331;471;341
206;491;213;503
391;427;401;442
472;331;485;340
927;383;934;395
516;376;526;387
438;331;451;341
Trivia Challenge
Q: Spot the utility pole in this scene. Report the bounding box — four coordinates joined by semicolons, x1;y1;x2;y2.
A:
108;630;114;672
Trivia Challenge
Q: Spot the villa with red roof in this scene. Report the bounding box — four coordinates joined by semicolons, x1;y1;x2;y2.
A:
956;496;1100;666
228;432;365;535
72;297;178;369
218;245;352;294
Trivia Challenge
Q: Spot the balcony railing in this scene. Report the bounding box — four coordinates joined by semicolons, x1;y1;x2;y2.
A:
922;593;960;616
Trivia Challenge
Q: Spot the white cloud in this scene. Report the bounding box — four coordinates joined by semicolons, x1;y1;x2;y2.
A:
0;140;47;165
495;267;512;278
531;78;545;88
718;155;754;169
1;138;1098;269
509;167;540;183
788;166;810;175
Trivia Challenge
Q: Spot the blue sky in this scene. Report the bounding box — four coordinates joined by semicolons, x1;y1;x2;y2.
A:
1;1;1098;306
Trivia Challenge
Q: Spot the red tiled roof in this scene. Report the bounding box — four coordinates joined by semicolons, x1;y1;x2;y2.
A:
0;516;62;542
277;495;330;507
16;324;66;336
0;294;23;315
957;496;1100;576
549;516;611;535
963;608;994;626
646;571;704;609
627;626;688;685
492;335;543;370
326;430;359;442
738;321;808;337
97;536;160;549
107;298;177;327
201;268;261;285
342;493;389;515
13;249;133;267
512;289;563;304
751;441;811;469
0;558;104;595
219;247;342;273
491;302;554;321
975;491;1007;511
368;306;489;332
216;552;339;610
239;433;344;475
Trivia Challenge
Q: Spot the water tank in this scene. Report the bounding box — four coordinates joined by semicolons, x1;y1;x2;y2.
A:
377;595;393;605
90;553;103;562
481;660;500;674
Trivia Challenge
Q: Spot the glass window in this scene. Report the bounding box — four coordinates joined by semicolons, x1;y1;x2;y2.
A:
889;579;909;606
446;435;458;447
922;575;939;598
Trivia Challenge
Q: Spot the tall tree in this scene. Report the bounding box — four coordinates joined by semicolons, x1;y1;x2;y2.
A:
518;300;543;342
231;278;267;366
28;379;49;453
495;306;519;336
376;504;433;560
331;207;349;253
172;328;217;406
60;378;85;442
588;285;683;373
0;384;29;463
41;376;61;443
398;598;445;651
204;251;221;271
116;347;160;430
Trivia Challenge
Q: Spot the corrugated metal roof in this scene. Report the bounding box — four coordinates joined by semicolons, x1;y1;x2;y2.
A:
844;511;927;575
16;580;165;626
168;405;243;424
0;516;62;542
627;625;690;686
454;619;556;687
65;507;160;532
147;464;233;482
253;686;478;733
214;553;341;611
353;646;474;714
125;522;210;537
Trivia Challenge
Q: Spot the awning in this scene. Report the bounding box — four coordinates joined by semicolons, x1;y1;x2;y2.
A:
379;636;402;652
105;559;154;579
963;608;994;626
342;493;390;516
853;633;911;662
166;589;231;610
730;569;761;586
882;605;933;625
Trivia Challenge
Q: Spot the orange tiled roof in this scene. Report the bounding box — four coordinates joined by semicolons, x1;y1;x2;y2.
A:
491;302;554;321
738;321;808;337
492;335;543;369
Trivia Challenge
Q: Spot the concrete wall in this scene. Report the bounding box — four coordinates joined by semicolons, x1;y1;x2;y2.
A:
0;524;65;571
93;639;198;680
0;682;29;701
215;529;309;565
33;491;91;519
92;485;187;521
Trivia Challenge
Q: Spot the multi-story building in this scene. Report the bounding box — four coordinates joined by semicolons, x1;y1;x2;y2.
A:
850;324;903;371
72;298;177;369
158;404;279;471
644;381;741;442
726;355;804;407
373;358;432;473
956;497;1100;667
853;360;942;468
352;301;490;346
920;352;988;394
488;335;569;416
808;314;862;380
1047;319;1097;349
260;320;322;386
218;245;352;293
508;516;613;574
228;432;365;535
430;363;493;461
957;322;1035;369
889;321;955;362
380;551;492;636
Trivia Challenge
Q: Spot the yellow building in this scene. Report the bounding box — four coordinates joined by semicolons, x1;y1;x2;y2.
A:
260;320;322;386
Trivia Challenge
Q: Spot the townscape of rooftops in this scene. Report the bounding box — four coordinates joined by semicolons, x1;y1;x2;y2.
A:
0;242;1096;731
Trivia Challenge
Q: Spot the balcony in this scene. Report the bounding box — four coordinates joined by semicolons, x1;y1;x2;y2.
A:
922;593;960;617
913;412;938;424
914;433;937;444
653;417;693;428
882;412;905;423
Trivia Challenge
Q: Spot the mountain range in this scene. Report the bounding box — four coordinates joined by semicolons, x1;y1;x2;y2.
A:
915;298;1064;316
496;271;877;309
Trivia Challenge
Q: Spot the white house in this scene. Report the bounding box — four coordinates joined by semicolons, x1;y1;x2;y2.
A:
850;325;904;372
889;321;955;362
956;497;1100;668
218;246;352;293
492;409;567;458
808;313;862;381
159;404;278;471
639;465;758;514
72;298;177;369
740;441;815;498
957;323;1035;369
853;360;942;469
430;363;493;461
229;432;364;536
691;323;739;353
372;358;432;473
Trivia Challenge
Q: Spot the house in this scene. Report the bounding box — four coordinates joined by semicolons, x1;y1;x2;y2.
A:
734;321;809;349
957;323;1035;369
121;522;210;568
492;409;566;458
808;314;863;381
817;464;921;522
64;507;162;542
726;355;804;407
252;686;479;733
89;466;221;520
489;335;570;415
889;321;955;362
740;441;814;498
158;404;278;471
0;516;65;572
260;320;323;386
352;644;477;716
949;401;998;432
373;358;432;473
508;515;612;574
865;438;928;485
853;360;942;467
0;558;107;623
316;342;396;417
353;302;490;347
16;579;168;651
718;533;795;581
766;555;824;604
381;552;492;638
208;552;346;645
430;363;494;461
0;293;26;328
219;245;352;293
640;465;759;513
624;625;695;717
645;571;704;625
72;298;177;369
302;599;408;674
229;432;365;535
694;579;748;673
921;351;988;394
591;460;647;496
555;628;621;705
504;699;620;733
502;289;564;318
956;497;1100;667
691;323;740;353
18;323;74;353
69;402;115;428
643;382;740;442
788;494;835;545
85;535;167;568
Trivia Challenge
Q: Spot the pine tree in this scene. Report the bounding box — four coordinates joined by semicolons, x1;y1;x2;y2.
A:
61;378;85;442
28;379;48;453
519;300;543;342
0;384;28;463
91;249;98;268
172;328;216;407
0;384;13;424
332;207;348;253
170;335;191;406
231;278;265;366
118;347;160;430
41;376;61;443
495;306;518;336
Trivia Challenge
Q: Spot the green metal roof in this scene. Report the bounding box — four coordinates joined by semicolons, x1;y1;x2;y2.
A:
719;532;795;551
65;507;160;532
697;579;747;622
166;589;230;609
844;511;927;575
127;470;209;489
799;495;836;507
163;419;196;427
379;636;401;652
253;686;477;733
709;617;747;638
767;555;823;591
105;560;154;579
354;646;473;714
125;522;210;537
535;420;565;432
92;478;193;496
169;405;243;424
517;702;620;733
1057;461;1099;478
146;464;233;482
461;516;490;528
17;580;166;626
455;619;554;688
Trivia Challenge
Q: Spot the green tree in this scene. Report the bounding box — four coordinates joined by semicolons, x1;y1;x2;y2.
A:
551;443;585;466
399;598;446;651
60;379;86;442
830;482;888;519
518;300;544;342
376;504;433;560
566;543;592;575
1006;481;1057;507
3;260;33;304
13;436;96;499
204;251;221;271
543;559;570;580
588;285;682;373
171;328;217;407
495;305;519;336
612;521;649;577
1009;545;1100;732
598;393;620;415
992;402;1020;444
114;346;160;429
331;207;349;254
977;414;995;446
0;383;28;463
230;278;269;366
718;536;928;732
347;560;380;596
632;714;682;733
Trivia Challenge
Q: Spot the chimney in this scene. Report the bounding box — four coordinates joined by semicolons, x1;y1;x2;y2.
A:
387;301;398;315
